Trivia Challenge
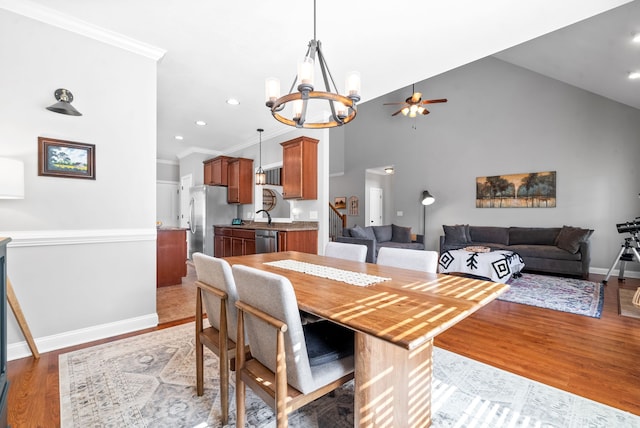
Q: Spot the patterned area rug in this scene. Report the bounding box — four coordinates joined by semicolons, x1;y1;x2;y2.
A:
59;323;640;427
499;273;604;318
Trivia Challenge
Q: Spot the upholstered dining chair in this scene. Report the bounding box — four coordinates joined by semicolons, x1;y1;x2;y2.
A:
324;241;367;262
376;247;439;273
193;252;247;425
232;264;355;428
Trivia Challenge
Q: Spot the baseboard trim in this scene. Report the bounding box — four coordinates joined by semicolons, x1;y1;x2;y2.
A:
590;267;640;279
7;313;159;361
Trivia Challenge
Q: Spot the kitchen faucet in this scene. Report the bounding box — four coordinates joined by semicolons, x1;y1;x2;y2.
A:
256;209;272;225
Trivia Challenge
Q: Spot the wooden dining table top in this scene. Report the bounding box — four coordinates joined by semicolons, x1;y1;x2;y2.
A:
223;251;510;351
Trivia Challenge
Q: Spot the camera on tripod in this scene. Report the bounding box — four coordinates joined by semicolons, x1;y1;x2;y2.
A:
616;217;640;234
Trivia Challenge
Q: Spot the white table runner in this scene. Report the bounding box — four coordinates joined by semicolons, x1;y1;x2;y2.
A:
264;259;391;287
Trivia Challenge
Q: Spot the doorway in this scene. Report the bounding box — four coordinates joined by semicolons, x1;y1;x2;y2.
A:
368;187;383;226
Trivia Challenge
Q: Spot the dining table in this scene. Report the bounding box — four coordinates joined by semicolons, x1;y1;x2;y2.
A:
223;251;510;427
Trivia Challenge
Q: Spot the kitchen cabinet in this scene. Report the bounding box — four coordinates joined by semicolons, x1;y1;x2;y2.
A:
157;229;187;287
204;156;232;186
227;158;253;204
278;230;318;254
214;227;256;257
281;136;319;200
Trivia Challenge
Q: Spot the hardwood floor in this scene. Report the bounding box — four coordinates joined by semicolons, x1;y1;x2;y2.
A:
6;270;640;427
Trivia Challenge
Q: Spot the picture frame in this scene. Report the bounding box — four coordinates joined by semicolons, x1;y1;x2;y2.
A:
476;170;556;208
38;137;95;180
334;196;346;209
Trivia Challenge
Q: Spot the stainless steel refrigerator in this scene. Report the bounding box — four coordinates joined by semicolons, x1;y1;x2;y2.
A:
187;185;236;258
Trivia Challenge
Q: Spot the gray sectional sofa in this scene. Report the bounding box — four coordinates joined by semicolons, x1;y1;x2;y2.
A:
337;224;424;263
439;225;593;279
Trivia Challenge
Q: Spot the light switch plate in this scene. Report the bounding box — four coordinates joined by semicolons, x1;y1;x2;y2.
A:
309;211;318;219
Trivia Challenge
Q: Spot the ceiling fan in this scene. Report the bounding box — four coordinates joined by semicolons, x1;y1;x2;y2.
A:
384;84;447;117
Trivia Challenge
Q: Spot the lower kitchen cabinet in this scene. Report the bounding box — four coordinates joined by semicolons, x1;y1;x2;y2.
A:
278;230;317;254
157;229;187;287
214;227;256;257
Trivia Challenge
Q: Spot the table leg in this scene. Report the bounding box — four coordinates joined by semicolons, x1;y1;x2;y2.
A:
355;332;432;427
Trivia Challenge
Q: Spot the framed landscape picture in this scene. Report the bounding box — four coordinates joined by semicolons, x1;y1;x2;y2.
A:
476;171;556;208
334;196;346;209
38;137;95;180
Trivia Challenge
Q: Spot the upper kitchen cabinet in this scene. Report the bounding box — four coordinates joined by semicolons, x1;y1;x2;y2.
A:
281;136;319;200
204;155;232;186
227;157;253;204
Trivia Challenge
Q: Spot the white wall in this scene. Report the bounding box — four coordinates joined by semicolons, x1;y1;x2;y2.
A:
0;10;159;359
332;57;640;273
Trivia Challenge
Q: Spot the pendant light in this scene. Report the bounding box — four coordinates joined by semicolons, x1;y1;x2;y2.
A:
264;0;360;128
255;128;266;185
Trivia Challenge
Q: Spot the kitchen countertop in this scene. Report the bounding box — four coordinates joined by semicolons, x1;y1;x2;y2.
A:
157;227;188;231
214;221;318;231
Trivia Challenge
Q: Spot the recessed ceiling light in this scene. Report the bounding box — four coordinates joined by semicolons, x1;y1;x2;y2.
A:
633;33;640;43
195;120;207;126
174;135;184;140
384;167;394;174
629;71;640;80
226;98;240;105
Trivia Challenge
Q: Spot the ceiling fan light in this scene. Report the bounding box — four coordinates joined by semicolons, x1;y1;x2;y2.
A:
417;106;425;114
401;107;409;116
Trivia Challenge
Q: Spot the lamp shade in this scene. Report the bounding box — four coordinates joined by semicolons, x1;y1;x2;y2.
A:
0;158;25;199
421;190;435;206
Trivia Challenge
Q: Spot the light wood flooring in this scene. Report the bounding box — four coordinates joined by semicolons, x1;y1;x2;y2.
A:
6;269;640;426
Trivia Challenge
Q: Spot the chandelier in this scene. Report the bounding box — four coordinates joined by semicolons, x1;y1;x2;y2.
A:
264;0;360;129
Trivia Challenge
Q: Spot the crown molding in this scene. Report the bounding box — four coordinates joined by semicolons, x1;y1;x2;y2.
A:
0;0;166;61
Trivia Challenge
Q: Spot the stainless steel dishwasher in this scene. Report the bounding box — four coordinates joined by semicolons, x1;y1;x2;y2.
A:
255;229;278;253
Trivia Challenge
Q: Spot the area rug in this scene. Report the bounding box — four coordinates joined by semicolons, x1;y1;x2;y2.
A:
619;287;640;319
499;273;604;318
59;322;640;427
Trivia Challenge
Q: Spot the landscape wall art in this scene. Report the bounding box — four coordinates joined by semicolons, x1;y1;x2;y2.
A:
476;171;556;208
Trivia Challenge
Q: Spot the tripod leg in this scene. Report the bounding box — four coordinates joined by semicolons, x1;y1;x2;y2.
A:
602;246;626;285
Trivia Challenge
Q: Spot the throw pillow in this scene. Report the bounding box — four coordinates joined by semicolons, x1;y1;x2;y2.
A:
351;225;376;241
391;224;412;243
373;225;393;242
555;225;593;254
443;224;470;246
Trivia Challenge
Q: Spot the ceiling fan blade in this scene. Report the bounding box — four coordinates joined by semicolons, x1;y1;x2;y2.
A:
391;108;405;116
421;108;431;115
383;102;409;105
411;92;422;103
422;98;448;104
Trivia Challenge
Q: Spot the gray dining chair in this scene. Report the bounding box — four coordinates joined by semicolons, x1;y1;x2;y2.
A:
193;253;248;425
376;247;439;273
232;264;355;428
324;241;367;262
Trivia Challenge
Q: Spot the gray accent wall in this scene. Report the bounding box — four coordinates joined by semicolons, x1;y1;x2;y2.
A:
331;56;640;272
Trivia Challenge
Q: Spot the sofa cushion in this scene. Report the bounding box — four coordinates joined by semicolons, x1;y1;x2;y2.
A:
443;225;471;246
391;224;412;243
469;226;509;245
509;244;582;261
509;227;560;245
351;225;376;241
377;241;424;252
373;225;393;243
555;226;593;254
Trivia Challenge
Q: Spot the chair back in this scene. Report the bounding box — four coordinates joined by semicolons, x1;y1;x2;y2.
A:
377;248;439;273
324;241;367;262
232;264;316;393
193;253;241;341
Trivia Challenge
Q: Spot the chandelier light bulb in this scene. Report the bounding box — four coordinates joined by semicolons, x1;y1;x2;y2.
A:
298;56;315;87
265;78;281;105
345;71;361;97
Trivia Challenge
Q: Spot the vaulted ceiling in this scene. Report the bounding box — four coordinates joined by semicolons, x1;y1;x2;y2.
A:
6;0;636;160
